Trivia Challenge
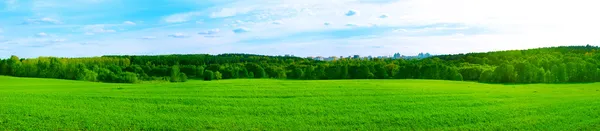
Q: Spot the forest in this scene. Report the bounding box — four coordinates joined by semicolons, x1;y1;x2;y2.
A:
1;45;600;84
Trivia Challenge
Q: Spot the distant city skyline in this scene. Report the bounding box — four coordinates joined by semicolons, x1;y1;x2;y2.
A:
304;52;433;61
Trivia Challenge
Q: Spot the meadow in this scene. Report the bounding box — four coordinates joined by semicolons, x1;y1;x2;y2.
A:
1;76;600;130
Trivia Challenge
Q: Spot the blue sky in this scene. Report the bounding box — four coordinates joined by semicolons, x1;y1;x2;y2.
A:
1;0;599;58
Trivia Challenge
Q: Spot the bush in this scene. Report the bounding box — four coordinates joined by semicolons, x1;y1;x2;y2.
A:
115;72;139;83
179;73;188;82
215;71;223;80
204;70;214;81
76;69;98;82
97;68;117;82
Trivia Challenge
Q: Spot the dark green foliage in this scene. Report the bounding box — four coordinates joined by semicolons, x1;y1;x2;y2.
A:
248;72;255;78
204;70;214;81
179;73;188;82
493;64;517;83
289;68;304;79
76;69;98;82
196;66;205;79
479;70;494;83
3;45;600;84
374;64;388;79
116;72;139;83
215;71;223;80
170;65;186;82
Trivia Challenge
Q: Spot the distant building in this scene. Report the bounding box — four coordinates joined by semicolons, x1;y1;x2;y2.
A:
325;56;338;61
353;55;360;59
315;56;325;61
393;53;401;59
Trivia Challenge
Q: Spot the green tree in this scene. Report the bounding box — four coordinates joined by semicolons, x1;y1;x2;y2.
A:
76;69;98;82
479;69;494;83
196;66;205;79
179;73;188;82
340;65;349;79
116;72;138;83
204;70;214;81
170;65;181;82
493;64;517;83
215;71;223;80
291;68;304;79
374;64;389;79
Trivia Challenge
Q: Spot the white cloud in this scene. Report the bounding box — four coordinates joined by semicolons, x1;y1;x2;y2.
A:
379;14;388;19
272;20;283;25
123;21;136;25
50;39;66;43
168;33;189;38
210;6;257;18
198;29;220;35
23;17;62;24
36;32;48;37
4;0;18;10
83;24;116;34
345;10;358;16
163;12;202;23
233;28;250;33
140;36;156;40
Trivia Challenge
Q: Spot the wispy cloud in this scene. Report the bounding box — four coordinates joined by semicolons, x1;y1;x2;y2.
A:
198;29;220;35
123;21;136;25
50;39;67;43
22;18;62;25
345;10;359;16
271;21;283;25
140;36;156;40
379;14;388;19
233;28;250;33
36;32;48;37
83;24;116;35
168;33;189;38
3;0;19;11
210;7;256;18
163;12;202;23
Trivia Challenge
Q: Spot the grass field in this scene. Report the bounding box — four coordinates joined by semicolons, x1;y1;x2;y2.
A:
1;76;600;130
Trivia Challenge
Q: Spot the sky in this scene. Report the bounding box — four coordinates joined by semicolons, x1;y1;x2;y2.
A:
1;0;599;58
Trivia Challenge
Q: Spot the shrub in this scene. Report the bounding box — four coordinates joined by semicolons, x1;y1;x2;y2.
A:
204;70;214;81
116;72;139;83
76;69;98;82
179;73;188;82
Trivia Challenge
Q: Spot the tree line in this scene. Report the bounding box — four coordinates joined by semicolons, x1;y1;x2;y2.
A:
1;46;600;84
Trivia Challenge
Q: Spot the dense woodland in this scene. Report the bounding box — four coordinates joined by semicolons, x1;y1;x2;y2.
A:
1;45;600;84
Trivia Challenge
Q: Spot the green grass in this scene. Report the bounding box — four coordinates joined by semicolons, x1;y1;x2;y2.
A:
1;76;600;130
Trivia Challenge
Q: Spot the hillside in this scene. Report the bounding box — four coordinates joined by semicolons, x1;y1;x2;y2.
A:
2;76;600;130
433;45;600;83
1;45;599;84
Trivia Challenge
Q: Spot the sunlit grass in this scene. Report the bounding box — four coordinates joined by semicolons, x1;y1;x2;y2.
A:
1;76;599;130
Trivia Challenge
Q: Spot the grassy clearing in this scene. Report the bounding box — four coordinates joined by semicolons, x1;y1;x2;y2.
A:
1;76;600;130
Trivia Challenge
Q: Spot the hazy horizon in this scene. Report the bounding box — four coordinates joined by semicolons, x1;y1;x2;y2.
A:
1;0;599;58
